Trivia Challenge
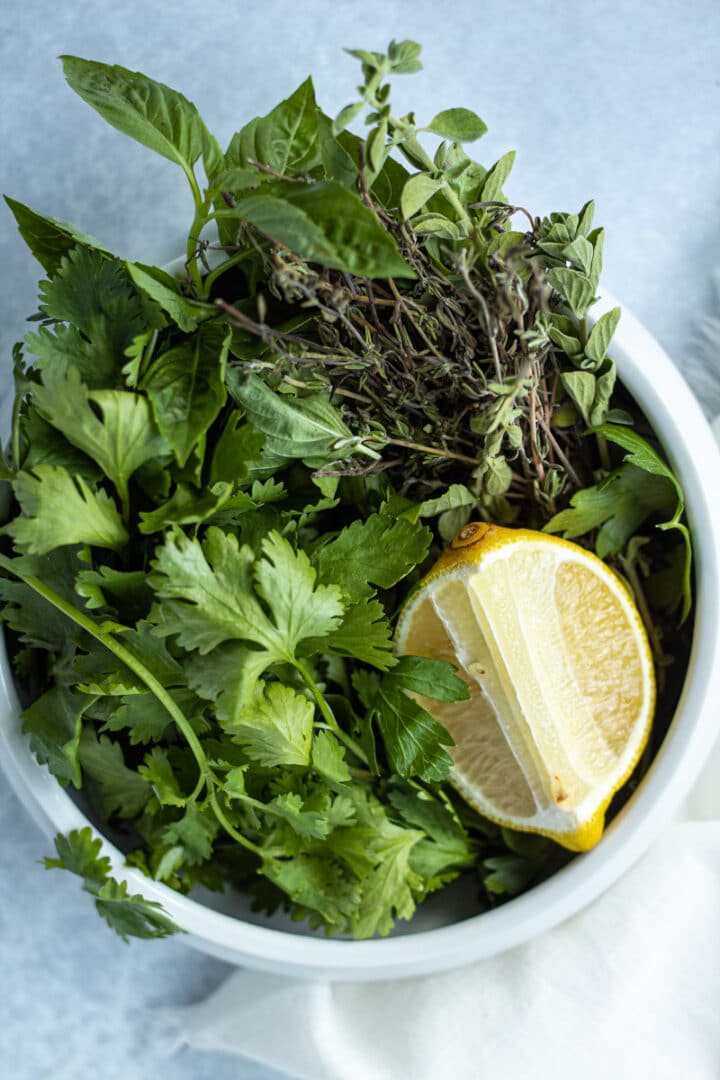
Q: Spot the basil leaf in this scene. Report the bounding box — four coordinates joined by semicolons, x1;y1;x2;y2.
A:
219;179;415;279
61;56;221;184
141;323;230;466
226;77;321;176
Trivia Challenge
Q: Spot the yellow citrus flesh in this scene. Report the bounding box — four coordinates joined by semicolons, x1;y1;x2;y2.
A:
395;523;656;852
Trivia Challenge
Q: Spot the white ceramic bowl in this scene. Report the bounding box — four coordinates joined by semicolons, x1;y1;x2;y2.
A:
1;288;720;980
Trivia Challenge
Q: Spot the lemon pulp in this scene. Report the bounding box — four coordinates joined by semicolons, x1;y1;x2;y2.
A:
395;523;656;852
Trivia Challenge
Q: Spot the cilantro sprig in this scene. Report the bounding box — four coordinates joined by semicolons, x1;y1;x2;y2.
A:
0;40;693;942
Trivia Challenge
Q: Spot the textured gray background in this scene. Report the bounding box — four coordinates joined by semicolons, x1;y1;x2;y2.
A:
1;1;718;1077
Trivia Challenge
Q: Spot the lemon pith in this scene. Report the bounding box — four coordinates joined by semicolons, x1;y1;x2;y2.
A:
395;523;656;852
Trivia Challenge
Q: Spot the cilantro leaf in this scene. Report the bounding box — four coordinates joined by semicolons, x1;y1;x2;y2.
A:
313;513;432;601
22;686;90;788
310;599;396;670
388;785;477;890
44;827;182;940
6;466;128;554
93;878;182;941
311;730;351;782
263;853;363;929
34;245;159;385
150;527;344;661
162;804;219;866
228;681;314;767
101;689;201;746
139;747;186;806
78;727;152;818
31;365;167;511
44;826;110;885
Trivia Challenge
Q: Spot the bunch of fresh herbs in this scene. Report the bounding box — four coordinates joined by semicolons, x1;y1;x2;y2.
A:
0;42;692;941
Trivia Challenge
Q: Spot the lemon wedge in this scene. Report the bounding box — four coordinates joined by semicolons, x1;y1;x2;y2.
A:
396;522;655;852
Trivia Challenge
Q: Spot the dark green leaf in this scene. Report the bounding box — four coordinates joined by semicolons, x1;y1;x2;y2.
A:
61;56;220;182
225;77;321;176
126;262;215;332
4;196;111;276
94;878;183;940
313;513;432;601
220;180;415;278
141;322;230;466
44;826;110;886
78;727;152;818
22;686;89;788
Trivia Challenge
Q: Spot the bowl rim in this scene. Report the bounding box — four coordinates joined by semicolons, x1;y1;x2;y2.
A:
1;286;720;980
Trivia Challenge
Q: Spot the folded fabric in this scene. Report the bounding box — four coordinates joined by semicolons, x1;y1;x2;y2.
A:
160;740;720;1080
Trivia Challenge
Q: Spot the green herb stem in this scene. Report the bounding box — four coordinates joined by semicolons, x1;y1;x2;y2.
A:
0;552;208;772
207;788;262;857
293;658;369;766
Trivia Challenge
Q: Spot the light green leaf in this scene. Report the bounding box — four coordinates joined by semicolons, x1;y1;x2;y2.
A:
228;681;314;767
162;805;219;866
139;747;186;806
560;371;596;426
592;423;692;618
6;466;128;553
480;151;516;202
545;464;676;558
585;306;621;367
311;731;351;782
31;365;167;509
150;527;344;659
562;235;594;275
426;108;487;142
546;267;596;318
141;322;230;466
228;374;372;468
400;174;446;220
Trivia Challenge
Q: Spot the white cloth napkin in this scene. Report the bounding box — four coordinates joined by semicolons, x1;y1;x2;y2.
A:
161;320;720;1080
